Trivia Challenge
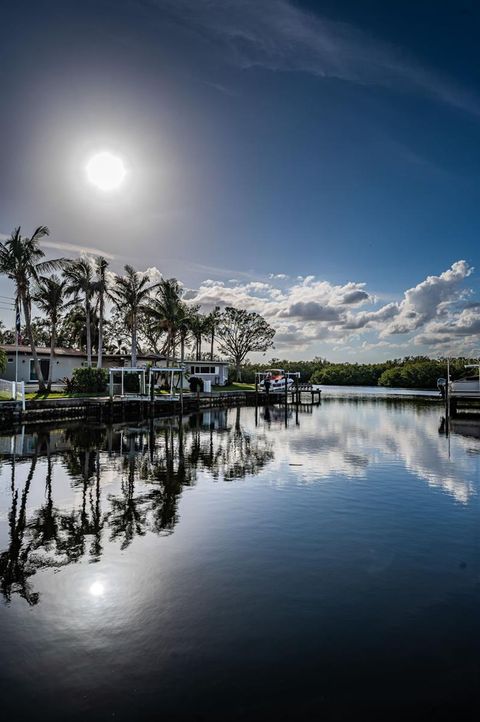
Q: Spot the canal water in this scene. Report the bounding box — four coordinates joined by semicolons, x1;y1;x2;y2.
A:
0;399;479;720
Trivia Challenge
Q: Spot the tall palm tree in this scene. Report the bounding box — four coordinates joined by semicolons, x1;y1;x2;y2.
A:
146;278;185;366
189;310;208;361
0;226;64;392
111;265;152;367
207;305;221;361
94;256;110;368
64;258;96;367
177;305;192;363
32;274;71;391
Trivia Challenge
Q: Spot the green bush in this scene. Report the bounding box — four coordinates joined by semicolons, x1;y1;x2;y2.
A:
124;372;140;393
70;367;108;393
189;376;204;392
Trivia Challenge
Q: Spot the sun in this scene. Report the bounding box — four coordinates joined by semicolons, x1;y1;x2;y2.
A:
89;581;105;597
86;151;126;191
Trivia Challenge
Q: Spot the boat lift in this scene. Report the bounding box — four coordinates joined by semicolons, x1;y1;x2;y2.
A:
255;369;300;392
147;366;186;402
109;367;147;399
437;357;480;422
108;366;186;401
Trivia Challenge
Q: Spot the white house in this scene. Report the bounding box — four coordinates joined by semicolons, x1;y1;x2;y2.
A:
0;345;159;385
184;361;229;387
1;345;230;387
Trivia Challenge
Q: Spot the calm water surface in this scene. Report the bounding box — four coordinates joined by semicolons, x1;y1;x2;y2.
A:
1;399;479;720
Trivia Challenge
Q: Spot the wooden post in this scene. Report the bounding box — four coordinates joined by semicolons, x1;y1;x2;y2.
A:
180;368;184;415
445;358;450;432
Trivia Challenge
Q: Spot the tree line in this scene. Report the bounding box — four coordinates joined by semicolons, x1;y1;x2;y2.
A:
0;226;275;390
240;356;478;389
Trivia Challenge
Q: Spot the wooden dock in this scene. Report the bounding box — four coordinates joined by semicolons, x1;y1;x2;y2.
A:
0;384;323;431
0;388;319;429
255;385;321;405
440;379;480;418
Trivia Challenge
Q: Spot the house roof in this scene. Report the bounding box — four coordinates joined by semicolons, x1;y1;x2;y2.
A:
0;345;164;360
185;359;229;366
0;345;230;365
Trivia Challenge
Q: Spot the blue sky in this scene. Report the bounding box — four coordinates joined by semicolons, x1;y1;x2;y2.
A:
1;0;480;360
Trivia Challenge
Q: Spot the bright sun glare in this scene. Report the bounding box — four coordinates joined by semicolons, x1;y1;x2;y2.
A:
86;152;126;191
89;581;105;597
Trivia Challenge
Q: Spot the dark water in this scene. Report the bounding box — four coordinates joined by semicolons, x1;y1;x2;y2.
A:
1;400;479;720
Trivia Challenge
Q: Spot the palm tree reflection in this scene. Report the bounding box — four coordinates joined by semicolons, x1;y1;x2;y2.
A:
0;454;40;605
0;408;274;603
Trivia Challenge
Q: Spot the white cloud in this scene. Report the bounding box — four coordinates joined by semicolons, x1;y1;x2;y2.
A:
42;240;115;259
380;260;473;336
143;266;163;284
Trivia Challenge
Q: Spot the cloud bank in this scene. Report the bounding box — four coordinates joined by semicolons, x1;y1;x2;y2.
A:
186;260;477;356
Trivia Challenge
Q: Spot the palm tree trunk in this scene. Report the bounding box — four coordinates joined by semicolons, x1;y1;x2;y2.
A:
180;334;185;363
21;291;45;391
210;329;214;361
131;313;137;367
97;293;104;368
47;323;56;392
85;297;92;367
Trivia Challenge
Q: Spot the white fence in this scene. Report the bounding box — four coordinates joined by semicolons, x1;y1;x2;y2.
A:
0;379;25;410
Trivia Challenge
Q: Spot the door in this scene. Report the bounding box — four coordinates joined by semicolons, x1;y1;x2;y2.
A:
30;358;50;382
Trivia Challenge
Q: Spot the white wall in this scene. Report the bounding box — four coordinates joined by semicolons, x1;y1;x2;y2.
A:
2;354;83;383
187;364;229;385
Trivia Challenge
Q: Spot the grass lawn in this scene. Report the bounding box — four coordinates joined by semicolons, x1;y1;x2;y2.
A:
25;391;108;400
23;383;255;401
212;382;255;392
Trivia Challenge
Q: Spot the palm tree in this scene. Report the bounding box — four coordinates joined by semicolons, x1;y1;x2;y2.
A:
189;310;208;361
94;256;110;368
64;258;96;367
32;274;71;391
177;305;192;363
207;305;221;361
111;265;152;367
0;226;64;392
146;278;185;365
